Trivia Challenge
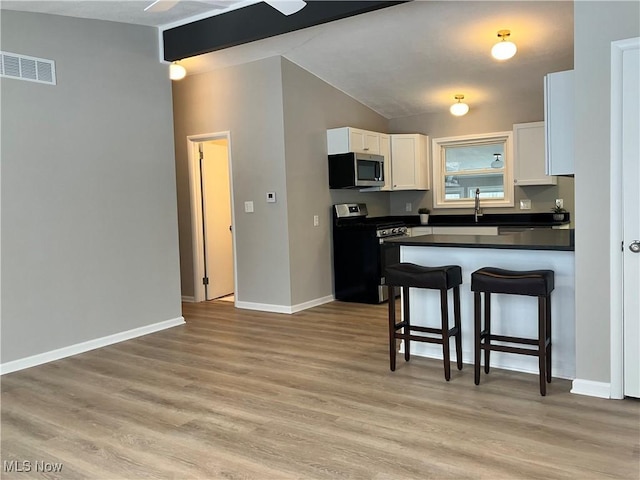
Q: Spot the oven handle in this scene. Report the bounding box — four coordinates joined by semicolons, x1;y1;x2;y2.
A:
379;233;409;244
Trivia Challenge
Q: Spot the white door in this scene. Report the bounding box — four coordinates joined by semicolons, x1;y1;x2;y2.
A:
201;140;234;300
622;43;640;398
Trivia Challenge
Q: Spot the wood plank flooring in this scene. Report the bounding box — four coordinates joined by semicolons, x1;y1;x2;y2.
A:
2;300;639;479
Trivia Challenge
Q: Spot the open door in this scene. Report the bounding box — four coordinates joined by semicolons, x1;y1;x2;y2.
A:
201;140;234;300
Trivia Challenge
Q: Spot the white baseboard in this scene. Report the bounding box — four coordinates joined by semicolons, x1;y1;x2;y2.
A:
290;295;334;313
0;317;185;376
571;379;611;399
235;295;334;315
181;295;195;303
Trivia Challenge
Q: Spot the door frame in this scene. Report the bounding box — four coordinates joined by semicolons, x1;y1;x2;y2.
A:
609;37;640;399
187;132;237;303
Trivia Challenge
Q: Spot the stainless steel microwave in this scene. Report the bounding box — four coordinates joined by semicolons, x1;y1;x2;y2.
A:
328;152;384;189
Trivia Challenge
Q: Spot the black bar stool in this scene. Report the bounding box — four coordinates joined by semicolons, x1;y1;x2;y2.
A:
385;263;463;381
471;267;554;396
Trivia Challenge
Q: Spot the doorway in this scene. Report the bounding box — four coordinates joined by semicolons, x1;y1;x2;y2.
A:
187;132;237;304
610;37;640;399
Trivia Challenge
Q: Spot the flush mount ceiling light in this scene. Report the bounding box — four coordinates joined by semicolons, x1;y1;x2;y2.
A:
449;95;469;116
491;30;517;61
491;153;504;168
169;62;186;81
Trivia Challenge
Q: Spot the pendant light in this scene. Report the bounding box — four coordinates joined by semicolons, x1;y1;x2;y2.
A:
491;30;517;61
491;153;504;169
169;62;186;81
450;95;469;116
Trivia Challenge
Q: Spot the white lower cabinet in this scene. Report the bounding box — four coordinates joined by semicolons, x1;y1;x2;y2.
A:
409;226;433;236
431;226;499;236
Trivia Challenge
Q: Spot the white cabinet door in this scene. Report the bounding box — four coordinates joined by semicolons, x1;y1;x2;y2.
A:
363;131;380;153
379;134;392;191
544;70;574;175
327;127;381;155
514;122;557;186
390;134;430;190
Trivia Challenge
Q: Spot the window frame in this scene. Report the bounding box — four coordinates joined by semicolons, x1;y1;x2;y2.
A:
431;131;514;209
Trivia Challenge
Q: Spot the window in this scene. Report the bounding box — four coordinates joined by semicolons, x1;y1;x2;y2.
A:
432;131;514;209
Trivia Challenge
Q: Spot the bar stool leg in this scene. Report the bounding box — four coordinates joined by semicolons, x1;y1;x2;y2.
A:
474;291;482;385
546;294;552;383
453;286;463;370
538;296;547;396
403;287;411;362
484;292;491;374
440;288;451;381
388;285;397;372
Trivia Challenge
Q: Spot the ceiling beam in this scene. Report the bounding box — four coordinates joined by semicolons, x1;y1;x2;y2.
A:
163;0;407;62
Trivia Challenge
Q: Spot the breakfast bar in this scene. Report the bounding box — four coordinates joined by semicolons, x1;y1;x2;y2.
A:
384;230;575;379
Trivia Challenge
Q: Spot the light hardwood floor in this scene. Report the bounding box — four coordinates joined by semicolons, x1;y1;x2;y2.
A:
1;300;639;479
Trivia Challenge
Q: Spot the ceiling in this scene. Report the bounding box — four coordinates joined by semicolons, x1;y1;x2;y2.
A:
1;1;574;119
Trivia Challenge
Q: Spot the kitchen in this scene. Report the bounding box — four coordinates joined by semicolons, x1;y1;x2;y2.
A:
1;1;638;399
1;1;639;476
168;1;637;400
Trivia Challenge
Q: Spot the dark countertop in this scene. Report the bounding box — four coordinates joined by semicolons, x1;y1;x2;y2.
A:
385;229;575;251
390;212;570;228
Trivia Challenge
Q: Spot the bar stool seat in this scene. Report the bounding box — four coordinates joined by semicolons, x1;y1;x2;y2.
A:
471;267;554;395
386;263;463;381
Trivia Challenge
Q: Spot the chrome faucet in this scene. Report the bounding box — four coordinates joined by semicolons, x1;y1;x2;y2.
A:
474;188;482;222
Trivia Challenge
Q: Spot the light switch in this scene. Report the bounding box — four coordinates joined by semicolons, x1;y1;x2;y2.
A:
313;215;319;227
266;192;276;203
244;201;254;213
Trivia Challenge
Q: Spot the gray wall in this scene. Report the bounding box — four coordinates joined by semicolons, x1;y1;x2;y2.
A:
280;58;389;305
172;57;389;305
574;1;640;383
388;95;575;220
1;11;182;363
172;57;292;306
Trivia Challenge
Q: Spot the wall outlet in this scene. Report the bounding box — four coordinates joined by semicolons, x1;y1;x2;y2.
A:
555;198;564;209
405;202;412;212
244;201;254;213
520;199;532;210
313;215;319;227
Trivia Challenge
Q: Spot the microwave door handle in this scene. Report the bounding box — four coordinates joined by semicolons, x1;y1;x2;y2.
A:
377;161;383;181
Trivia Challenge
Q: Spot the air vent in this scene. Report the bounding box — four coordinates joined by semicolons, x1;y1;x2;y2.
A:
0;51;56;85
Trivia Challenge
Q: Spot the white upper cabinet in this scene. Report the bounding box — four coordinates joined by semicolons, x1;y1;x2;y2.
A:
327;128;429;191
379;134;391;191
544;70;574;175
327;127;381;154
390;134;430;190
513;121;557;186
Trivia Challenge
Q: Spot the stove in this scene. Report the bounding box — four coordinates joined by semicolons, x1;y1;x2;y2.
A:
332;203;408;304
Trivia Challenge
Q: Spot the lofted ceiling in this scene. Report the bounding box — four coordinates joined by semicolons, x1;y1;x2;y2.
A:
0;1;574;119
